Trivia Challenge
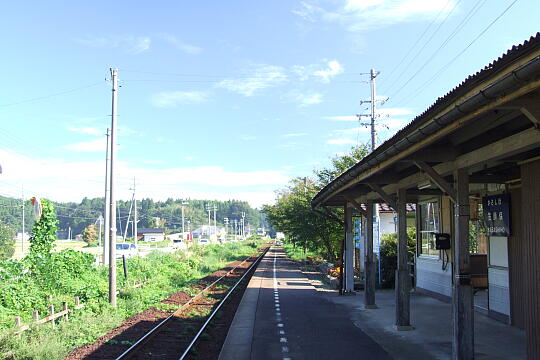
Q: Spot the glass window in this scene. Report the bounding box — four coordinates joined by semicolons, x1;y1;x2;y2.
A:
419;200;440;256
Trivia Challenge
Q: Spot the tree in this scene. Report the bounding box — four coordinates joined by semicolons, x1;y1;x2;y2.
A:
314;145;369;187
0;222;15;260
82;224;98;246
149;217;166;228
29;198;59;256
264;145;369;262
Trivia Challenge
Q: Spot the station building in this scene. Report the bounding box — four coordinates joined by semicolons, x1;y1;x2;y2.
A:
312;33;540;359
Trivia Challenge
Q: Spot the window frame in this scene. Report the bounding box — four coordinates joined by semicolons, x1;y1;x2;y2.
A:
417;196;442;258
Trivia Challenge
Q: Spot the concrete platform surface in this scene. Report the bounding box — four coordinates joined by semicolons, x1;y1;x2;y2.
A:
219;247;391;360
220;247;525;359
327;288;526;360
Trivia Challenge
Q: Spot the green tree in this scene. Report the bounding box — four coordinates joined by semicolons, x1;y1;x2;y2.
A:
264;178;343;261
314;145;370;187
29;199;59;256
0;222;15;259
82;224;98;246
264;145;369;262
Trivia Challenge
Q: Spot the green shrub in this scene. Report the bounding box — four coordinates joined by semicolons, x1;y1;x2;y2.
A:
0;240;266;359
0;223;15;260
378;227;416;288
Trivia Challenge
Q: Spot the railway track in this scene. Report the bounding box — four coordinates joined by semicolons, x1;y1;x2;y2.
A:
114;246;269;360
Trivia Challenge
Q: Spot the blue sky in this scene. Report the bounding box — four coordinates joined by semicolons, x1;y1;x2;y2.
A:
0;0;538;207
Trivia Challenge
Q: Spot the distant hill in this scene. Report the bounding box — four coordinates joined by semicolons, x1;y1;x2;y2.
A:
0;195;267;238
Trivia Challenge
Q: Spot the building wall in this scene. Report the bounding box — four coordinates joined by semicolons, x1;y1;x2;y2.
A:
379;212;397;235
508;187;525;328
521;159;540;358
144;234;164;242
488;235;510;319
416;256;453;298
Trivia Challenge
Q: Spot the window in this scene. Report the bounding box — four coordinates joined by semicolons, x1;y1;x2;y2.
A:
419;200;441;256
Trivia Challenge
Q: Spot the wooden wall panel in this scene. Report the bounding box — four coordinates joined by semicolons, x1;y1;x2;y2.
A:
508;188;525;329
521;159;540;358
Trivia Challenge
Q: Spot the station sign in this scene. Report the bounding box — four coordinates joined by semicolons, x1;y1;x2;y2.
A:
482;194;511;236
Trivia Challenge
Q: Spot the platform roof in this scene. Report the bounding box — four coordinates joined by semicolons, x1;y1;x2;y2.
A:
313;33;540;208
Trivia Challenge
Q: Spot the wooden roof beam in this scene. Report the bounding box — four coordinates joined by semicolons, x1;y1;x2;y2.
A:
414;161;457;202
497;96;540;129
344;196;367;217
402;146;458;162
367;183;397;210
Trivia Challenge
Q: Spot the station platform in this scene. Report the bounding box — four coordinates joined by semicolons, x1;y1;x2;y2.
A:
219;247;391;360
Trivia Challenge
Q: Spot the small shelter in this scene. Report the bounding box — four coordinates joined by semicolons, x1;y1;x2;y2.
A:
136;228;165;242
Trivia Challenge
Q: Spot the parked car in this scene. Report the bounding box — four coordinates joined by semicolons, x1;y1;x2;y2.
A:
116;243;138;258
172;239;184;249
198;239;209;245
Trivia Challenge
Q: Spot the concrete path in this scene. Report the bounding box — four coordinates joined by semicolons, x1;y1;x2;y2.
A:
327;288;526;360
219;247;391;360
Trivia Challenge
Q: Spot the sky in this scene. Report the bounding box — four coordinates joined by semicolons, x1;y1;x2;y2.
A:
0;0;538;208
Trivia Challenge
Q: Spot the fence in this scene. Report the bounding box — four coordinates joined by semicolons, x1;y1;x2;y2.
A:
10;281;145;335
12;296;85;334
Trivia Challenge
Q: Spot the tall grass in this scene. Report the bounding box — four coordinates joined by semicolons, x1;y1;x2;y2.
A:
0;240;264;360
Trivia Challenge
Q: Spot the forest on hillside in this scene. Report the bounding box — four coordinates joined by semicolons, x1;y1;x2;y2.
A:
0;195;268;238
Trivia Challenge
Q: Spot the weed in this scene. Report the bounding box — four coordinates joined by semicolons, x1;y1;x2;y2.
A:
0;240;265;359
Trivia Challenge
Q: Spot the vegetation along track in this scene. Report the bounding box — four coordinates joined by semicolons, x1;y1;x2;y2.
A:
109;245;269;360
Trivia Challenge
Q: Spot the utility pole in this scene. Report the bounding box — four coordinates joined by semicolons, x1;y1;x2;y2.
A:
241;212;246;238
123;191;134;242
108;68;119;307
205;204;211;236
133;178;137;245
181;200;188;239
97;215;103;248
224;217;229;241
21;185;25;253
357;68;381;152
370;68;378;152
213;205;217;236
103;128;110;265
357;68;383;286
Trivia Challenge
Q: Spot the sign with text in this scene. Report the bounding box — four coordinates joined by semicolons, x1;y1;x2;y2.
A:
354;218;361;249
482;194;511;237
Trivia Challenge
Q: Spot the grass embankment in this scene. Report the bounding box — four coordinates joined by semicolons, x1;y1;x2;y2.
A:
0;240;264;360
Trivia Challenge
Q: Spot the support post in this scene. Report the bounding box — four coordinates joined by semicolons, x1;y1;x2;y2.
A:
452;168;474;360
344;204;354;292
395;188;412;330
365;200;377;308
63;301;68;321
49;305;55;329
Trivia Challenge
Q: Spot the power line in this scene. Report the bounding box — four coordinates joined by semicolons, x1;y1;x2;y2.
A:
391;0;519;108
387;0;487;104
381;0;453;88
382;0;461;95
0;82;103;109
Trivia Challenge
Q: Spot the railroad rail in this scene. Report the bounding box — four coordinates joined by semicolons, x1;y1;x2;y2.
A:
115;246;269;360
